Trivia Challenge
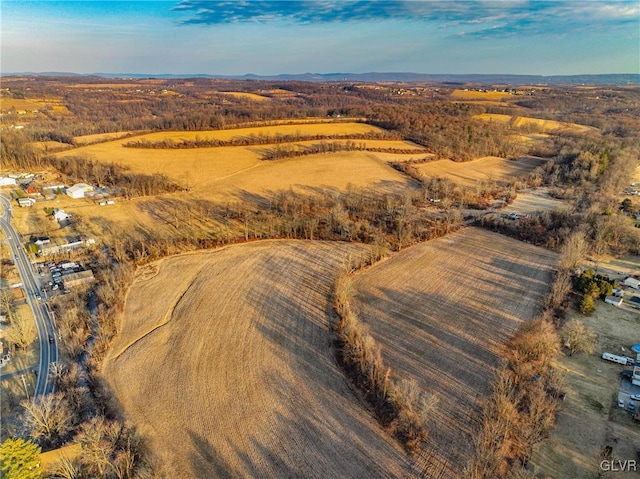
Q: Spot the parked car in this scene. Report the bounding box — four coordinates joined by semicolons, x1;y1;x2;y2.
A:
629;402;636;413
618;398;625;408
630;394;640;401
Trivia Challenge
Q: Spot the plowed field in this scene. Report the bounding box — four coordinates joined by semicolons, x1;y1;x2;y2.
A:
104;241;418;478
351;228;558;478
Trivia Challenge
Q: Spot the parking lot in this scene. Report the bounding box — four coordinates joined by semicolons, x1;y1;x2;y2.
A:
617;377;640;415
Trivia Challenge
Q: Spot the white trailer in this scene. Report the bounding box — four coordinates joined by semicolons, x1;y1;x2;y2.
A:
602;352;633;365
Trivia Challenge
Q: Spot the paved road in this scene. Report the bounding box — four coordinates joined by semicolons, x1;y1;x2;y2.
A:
0;193;58;397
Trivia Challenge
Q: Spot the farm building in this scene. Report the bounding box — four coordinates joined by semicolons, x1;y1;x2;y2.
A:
0;177;17;186
17;197;36;207
66;183;94;199
604;295;623;307
62;270;95;289
624;277;640;289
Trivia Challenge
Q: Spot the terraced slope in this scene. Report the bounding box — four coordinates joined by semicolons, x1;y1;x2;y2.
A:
104;241;417;478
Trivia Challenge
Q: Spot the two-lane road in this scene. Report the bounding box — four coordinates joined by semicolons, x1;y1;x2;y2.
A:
0;193;57;397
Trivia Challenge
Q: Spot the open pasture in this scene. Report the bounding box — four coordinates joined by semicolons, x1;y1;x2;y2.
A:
351;227;557;478
415;156;546;187
502;187;567;215
74;131;136;145
104;241;417;478
475;113;598;135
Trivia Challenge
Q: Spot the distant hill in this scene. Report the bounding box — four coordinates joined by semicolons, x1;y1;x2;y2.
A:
3;71;639;85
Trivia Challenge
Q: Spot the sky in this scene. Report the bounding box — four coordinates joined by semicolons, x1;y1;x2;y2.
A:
1;0;639;75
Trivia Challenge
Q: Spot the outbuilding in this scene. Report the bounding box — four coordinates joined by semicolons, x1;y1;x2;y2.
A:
604;295;623;307
66;183;94;199
624;277;640;290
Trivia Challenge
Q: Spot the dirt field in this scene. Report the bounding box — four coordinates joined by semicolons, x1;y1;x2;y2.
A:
474;113;598;135
451;90;513;101
503;187;568;215
104;241;418;478
351;228;558;478
415;156;546;188
530;302;640;479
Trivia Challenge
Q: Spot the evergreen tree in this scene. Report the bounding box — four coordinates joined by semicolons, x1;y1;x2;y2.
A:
0;438;42;479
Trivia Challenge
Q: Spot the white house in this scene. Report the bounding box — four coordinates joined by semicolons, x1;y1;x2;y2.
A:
624;277;640;290
66;183;94;199
53;210;71;222
17;197;36;207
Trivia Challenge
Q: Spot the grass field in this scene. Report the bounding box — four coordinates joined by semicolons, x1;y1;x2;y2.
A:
502;187;568;215
475;113;598;135
351;228;558;478
74;131;135;145
415;156;546;187
104;240;418;478
530;302;640;479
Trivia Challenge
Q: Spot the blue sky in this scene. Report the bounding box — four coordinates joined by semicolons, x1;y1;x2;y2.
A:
1;1;639;75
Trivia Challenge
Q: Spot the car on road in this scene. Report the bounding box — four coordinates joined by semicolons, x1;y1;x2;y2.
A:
48;336;55;344
630;394;640;401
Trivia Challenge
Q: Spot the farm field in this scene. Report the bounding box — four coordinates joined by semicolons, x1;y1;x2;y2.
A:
450;89;514;100
530;303;640;479
474;113;598;135
218;91;271;101
103;241;418;478
503;187;568;215
54;123;422;200
415;156;546;188
350;227;558;478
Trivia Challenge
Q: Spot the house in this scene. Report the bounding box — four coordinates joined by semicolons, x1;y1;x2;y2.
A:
66;183;94;199
0;177;17;186
624;277;640;290
62;270;95;289
32;236;51;246
53;209;71;223
24;185;41;197
604;295;623;307
17;197;36;207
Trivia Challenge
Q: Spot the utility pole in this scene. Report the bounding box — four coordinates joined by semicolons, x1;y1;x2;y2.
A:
20;373;30;400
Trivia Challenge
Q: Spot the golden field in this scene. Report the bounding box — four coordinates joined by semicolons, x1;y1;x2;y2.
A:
351;228;558;478
104;241;417;478
74;131;136;145
218;91;271;101
415;156;546;187
475;113;598;135
451;89;513;100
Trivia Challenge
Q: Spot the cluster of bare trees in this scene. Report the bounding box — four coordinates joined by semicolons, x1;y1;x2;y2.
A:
123;131;395;149
47;156;182;198
332;262;433;454
468;313;563;478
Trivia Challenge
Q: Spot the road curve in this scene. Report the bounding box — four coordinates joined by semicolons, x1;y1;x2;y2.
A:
0;193;58;398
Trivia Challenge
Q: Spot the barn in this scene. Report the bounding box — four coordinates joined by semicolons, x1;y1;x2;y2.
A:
66;183;94;199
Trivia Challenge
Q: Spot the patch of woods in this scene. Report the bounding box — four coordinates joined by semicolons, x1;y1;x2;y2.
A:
122;131;397;149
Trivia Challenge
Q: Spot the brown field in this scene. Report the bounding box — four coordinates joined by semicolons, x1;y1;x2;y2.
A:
74;131;136;145
415;156;546;187
104;241;417;478
39;444;82;473
531;302;640;479
503;187;568;215
475;113;598;135
66;83;141;89
55;123;420;200
351;228;558;478
218;91;271;102
451;89;513;100
32;141;73;152
1;98;43;111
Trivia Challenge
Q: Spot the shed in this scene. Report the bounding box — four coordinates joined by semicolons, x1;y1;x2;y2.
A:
66;183;94;199
604;296;623;307
0;177;17;186
62;270;95;289
624;277;640;290
17;197;36;207
53;210;71;222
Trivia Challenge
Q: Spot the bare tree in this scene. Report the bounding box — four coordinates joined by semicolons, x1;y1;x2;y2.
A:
561;320;597;356
5;312;37;352
21;393;76;448
558;231;588;272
